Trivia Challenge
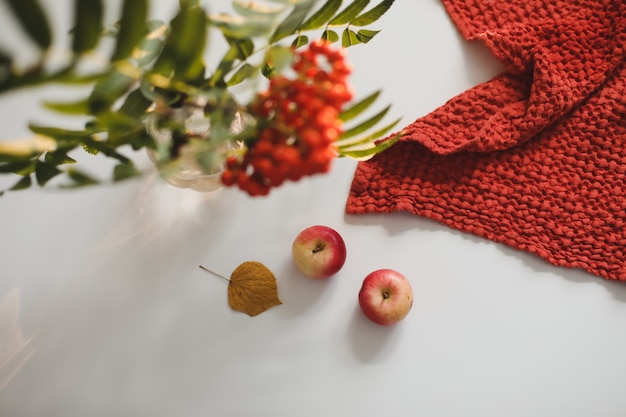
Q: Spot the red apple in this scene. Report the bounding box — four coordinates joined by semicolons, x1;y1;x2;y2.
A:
358;269;413;325
291;225;347;279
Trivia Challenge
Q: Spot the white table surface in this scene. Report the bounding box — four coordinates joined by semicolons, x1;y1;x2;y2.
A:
2;1;626;416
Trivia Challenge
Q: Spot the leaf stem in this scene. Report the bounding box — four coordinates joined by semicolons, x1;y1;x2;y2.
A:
199;265;231;283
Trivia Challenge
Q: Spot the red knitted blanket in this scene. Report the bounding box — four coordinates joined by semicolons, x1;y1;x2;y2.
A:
346;0;626;280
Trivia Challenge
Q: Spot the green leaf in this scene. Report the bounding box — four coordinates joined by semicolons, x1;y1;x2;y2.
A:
351;0;393;26
46;70;108;85
356;29;380;43
339;90;380;122
232;0;284;19
0;160;36;174
112;0;149;61
291;35;308;48
226;63;257;86
341;28;361;48
81;142;100;155
321;29;339;43
43;98;89;115
35;161;61;186
209;44;242;86
300;0;342;30
338;133;399;160
44;151;76;166
4;0;52;50
28;125;92;150
152;3;207;81
65;168;98;187
9;175;32;191
210;13;274;39
265;45;294;74
118;88;152;119
340;105;391;139
329;0;369;25
336;117;399;147
113;162;141;182
231;38;255;60
88;69;134;114
135;21;167;67
269;0;315;43
128;130;155;151
72;0;104;53
82;139;131;163
208;38;254;86
261;61;275;78
94;111;139;132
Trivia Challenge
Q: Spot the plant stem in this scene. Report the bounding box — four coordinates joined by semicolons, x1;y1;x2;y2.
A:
199;265;231;283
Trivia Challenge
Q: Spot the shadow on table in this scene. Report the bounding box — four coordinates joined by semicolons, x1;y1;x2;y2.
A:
274;259;339;317
346;304;404;363
346;211;626;303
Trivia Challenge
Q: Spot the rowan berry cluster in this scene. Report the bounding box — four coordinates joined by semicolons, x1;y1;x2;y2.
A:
221;40;353;196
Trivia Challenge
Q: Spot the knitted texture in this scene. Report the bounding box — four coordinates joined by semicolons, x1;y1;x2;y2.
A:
346;0;626;280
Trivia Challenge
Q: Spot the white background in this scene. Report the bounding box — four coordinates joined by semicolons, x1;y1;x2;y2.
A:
2;1;626;416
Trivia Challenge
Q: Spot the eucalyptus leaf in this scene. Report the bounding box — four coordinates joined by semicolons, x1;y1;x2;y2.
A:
112;0;149;61
329;0;369;25
351;0;393;26
72;0;104;53
35;161;61;186
4;0;52;50
300;0;342;30
340;104;390;139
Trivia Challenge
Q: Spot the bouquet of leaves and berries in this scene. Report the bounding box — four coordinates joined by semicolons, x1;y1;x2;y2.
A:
0;0;400;196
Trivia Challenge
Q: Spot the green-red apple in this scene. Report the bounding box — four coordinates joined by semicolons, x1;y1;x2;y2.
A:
291;225;347;279
358;269;413;325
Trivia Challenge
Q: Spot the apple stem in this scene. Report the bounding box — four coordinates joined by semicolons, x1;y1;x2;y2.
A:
199;265;231;283
382;291;390;299
312;243;325;254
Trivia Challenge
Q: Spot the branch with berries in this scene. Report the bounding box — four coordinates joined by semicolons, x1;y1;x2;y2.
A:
0;0;400;196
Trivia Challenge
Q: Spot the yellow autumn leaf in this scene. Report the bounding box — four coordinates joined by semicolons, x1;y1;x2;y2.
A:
228;261;282;317
199;262;282;317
